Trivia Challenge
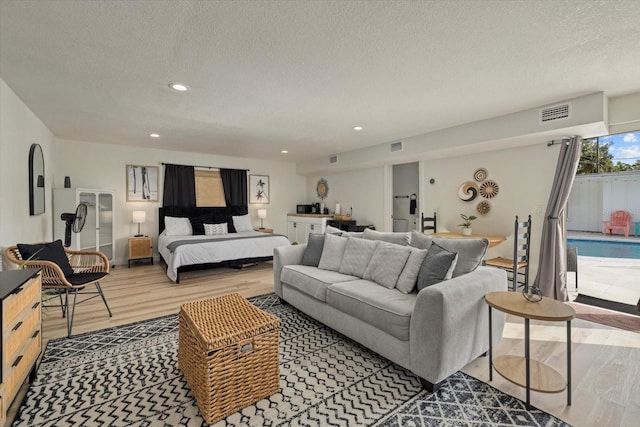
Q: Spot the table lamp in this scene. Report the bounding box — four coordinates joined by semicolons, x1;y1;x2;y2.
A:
132;211;146;236
257;209;267;229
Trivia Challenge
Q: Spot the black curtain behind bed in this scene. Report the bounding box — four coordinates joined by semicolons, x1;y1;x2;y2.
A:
163;164;196;207
220;168;248;208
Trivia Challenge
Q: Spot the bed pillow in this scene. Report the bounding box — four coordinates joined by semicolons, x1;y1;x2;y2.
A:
232;214;254;232
164;216;192;236
188;215;213;235
301;234;325;267
204;223;228;235
363;242;411;289
416;243;458;291
17;239;74;277
318;234;348;271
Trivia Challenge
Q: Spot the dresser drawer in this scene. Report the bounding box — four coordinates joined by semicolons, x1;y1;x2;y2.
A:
2;277;40;326
3;300;41;367
3;329;41;405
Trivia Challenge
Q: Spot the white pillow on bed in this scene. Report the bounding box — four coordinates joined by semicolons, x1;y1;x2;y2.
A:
164;216;192;236
232;214;254;232
204;223;228;235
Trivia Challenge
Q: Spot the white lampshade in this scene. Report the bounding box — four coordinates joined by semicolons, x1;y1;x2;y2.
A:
257;209;267;219
132;211;146;224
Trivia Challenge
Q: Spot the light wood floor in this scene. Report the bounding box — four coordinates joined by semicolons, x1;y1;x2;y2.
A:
7;262;640;426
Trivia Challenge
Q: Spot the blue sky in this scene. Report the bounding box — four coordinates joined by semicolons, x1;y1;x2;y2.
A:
600;131;640;164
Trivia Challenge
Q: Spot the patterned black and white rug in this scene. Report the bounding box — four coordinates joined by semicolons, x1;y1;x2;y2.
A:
14;294;570;426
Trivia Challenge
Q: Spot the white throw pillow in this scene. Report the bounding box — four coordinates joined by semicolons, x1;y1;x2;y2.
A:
232;214;254;232
204;223;228;235
318;234;348;271
164;216;192;236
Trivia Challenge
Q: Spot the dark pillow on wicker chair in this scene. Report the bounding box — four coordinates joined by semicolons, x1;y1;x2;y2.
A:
18;239;74;277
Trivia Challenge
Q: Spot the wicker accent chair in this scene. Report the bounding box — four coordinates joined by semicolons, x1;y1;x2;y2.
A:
5;243;112;337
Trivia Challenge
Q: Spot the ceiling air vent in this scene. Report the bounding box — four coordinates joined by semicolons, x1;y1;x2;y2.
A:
390;141;403;152
540;103;570;123
329;154;338;164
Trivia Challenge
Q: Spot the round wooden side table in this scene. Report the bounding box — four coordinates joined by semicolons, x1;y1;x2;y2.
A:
485;291;576;409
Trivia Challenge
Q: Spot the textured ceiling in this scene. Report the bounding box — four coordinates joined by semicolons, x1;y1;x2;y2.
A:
1;0;640;163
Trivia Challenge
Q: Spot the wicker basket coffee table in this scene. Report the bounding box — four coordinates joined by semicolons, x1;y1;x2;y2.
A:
178;293;280;424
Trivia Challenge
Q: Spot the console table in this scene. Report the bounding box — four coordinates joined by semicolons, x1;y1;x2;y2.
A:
485;291;575;409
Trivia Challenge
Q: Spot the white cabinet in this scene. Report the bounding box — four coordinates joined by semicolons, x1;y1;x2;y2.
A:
286;215;330;244
53;188;114;263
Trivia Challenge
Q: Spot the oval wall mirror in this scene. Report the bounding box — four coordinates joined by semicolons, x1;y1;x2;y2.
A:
29;143;45;215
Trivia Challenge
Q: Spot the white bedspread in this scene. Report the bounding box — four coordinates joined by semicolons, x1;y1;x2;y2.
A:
158;230;290;282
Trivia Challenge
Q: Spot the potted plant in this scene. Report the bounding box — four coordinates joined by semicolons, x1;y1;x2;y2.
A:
458;214;477;236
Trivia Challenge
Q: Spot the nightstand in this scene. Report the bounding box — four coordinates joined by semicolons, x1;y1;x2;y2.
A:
255;228;273;234
128;236;153;267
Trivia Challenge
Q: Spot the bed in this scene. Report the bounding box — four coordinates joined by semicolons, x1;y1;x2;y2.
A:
158;206;290;283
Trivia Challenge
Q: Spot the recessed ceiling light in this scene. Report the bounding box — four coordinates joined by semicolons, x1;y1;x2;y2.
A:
281;150;288;154
149;133;160;138
353;126;363;131
169;83;190;92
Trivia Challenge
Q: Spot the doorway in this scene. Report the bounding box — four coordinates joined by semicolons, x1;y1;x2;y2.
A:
392;162;419;232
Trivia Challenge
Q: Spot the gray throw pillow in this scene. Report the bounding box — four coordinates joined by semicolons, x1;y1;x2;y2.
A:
363;242;411;288
432;237;488;277
416;243;458;291
396;248;428;294
363;228;410;246
318;233;348;271
339;238;379;278
301;234;325;267
409;230;433;250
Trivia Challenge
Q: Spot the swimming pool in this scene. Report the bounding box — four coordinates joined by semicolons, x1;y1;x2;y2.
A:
567;238;640;259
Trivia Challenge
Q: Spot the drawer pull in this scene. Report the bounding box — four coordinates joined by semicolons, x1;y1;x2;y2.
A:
11;286;25;295
12;355;23;368
32;330;41;339
12;321;23;331
32;301;41;310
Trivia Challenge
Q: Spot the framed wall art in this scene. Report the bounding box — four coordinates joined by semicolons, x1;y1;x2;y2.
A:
126;165;159;202
249;174;270;204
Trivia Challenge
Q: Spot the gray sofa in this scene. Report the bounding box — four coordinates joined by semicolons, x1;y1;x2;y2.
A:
273;229;507;391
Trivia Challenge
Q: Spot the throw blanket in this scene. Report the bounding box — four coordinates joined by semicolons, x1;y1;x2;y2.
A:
167;233;284;253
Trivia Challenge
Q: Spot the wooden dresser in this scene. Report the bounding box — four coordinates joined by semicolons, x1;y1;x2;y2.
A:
0;269;42;425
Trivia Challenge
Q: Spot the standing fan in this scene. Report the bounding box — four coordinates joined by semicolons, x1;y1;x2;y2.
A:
60;203;88;247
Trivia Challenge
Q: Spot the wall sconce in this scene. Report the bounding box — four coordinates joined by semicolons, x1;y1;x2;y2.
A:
132;210;146;237
257;209;267;229
37;175;45;188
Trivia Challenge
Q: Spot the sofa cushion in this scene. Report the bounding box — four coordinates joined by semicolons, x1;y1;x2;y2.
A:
408;230;433;250
416;242;458;291
338;238;379;278
301;234;325;267
432;237;488;277
396;247;428;294
281;265;358;302
363;228;409;246
324;225;343;235
363;242;411;289
318;233;348;271
327;280;416;341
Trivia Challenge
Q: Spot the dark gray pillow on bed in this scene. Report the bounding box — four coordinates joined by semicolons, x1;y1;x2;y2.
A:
189;215;213;235
302;234;325;267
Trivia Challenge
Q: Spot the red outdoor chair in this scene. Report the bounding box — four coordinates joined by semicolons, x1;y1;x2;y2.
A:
602;210;631;237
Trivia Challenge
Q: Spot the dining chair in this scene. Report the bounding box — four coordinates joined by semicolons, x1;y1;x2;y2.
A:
421;212;437;233
567;246;578;291
484;215;532;292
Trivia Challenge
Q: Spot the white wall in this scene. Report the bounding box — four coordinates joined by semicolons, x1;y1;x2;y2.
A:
421;142;558;276
305;167;385;228
0;79;56;269
54;139;306;266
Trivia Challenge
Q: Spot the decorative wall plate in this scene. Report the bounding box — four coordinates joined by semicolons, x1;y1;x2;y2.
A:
316;178;329;200
479;180;499;198
473;168;488;182
476;201;491;216
458;181;478;202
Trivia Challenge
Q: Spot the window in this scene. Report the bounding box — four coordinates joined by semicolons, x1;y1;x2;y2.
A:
577;130;640;174
195;169;226;206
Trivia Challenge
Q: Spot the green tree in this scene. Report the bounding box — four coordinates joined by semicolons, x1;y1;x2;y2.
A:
577;138;615;174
